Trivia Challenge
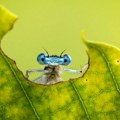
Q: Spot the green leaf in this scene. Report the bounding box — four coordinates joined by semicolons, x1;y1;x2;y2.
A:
0;5;120;120
0;5;17;41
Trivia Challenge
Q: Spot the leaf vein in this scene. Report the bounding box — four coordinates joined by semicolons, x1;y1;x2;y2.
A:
69;80;90;120
95;46;120;94
0;50;41;120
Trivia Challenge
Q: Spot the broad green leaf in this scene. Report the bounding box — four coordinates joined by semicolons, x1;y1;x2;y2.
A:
0;5;120;120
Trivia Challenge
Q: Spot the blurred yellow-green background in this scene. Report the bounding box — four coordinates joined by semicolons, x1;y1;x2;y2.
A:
1;0;120;80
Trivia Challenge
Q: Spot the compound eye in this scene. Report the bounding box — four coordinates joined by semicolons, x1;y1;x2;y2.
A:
37;53;46;65
63;54;71;66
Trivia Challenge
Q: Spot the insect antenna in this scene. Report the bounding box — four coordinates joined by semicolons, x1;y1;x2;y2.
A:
60;49;66;57
43;48;49;56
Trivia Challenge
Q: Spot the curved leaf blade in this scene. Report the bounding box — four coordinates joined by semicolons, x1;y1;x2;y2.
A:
0;5;17;41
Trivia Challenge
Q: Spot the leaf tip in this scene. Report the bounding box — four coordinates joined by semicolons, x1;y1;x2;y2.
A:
80;31;88;45
0;5;17;19
0;5;17;41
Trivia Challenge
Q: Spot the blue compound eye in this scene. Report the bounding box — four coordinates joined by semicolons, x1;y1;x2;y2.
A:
37;53;46;65
62;54;71;66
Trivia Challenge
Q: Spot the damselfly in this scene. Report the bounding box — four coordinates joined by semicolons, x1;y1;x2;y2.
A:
26;50;88;85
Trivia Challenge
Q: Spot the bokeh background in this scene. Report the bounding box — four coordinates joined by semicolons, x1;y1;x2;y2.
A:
1;0;120;80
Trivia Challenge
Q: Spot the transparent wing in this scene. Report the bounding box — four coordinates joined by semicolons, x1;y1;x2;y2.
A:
26;69;45;79
63;68;81;74
63;64;88;74
32;76;43;83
